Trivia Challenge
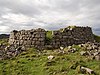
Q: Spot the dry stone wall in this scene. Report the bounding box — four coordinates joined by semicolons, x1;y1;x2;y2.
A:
9;28;46;49
51;26;94;48
9;26;94;49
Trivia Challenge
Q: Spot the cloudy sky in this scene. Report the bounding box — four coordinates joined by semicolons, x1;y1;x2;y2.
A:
0;0;100;35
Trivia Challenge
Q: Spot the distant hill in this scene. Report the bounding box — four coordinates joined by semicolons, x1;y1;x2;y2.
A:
0;34;9;39
94;34;100;42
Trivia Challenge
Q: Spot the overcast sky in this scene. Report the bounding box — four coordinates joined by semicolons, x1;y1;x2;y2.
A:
0;0;100;35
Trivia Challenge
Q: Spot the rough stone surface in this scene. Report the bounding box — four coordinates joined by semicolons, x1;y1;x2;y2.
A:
79;42;100;61
0;45;25;60
9;28;46;49
9;26;94;49
51;26;94;48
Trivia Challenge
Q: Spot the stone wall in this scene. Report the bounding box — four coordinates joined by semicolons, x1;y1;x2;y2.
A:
9;26;94;49
51;26;94;48
9;28;46;49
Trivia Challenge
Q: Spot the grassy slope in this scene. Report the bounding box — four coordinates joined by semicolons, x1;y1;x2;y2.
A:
0;34;100;75
0;46;100;75
0;39;8;44
94;34;100;42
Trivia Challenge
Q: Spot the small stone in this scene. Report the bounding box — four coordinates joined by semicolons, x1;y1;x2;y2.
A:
81;67;95;74
93;52;99;56
60;46;64;50
68;46;72;49
48;55;54;60
95;55;100;61
80;51;87;56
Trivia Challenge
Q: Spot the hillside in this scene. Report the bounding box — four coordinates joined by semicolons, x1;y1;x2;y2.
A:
0;43;100;75
0;34;100;75
0;34;9;39
94;34;100;42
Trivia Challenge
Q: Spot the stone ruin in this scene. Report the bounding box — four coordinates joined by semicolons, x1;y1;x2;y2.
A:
9;26;94;49
9;28;46;49
52;26;94;48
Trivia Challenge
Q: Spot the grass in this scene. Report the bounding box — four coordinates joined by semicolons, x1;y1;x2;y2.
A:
0;38;9;45
0;35;100;75
94;34;100;42
0;45;100;75
45;31;53;45
67;26;76;29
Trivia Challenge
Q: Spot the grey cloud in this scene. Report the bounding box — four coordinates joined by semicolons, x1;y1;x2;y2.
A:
0;0;100;35
0;0;41;16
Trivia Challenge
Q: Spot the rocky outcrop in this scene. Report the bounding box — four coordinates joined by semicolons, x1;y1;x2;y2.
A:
79;42;100;61
0;44;25;60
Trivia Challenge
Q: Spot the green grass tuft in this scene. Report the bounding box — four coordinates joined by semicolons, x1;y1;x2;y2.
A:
45;31;53;45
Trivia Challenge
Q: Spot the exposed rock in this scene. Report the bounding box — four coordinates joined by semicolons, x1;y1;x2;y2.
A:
0;44;26;60
86;51;92;56
68;48;77;53
80;51;87;56
93;52;99;56
68;46;72;49
78;44;83;47
81;67;95;74
79;42;100;61
95;55;100;61
87;46;93;50
60;46;64;50
48;55;54;60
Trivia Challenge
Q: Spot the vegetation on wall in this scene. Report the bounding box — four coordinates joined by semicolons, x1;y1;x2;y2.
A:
67;26;76;29
45;31;53;45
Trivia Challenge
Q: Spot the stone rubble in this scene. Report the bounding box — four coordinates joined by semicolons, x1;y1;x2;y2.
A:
79;42;100;61
0;44;25;60
67;48;77;53
47;55;54;60
80;66;95;74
